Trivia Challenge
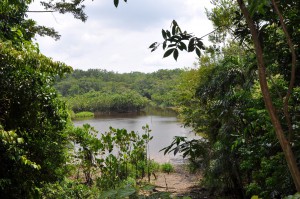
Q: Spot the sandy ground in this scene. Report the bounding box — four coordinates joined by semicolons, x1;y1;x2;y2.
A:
147;164;211;198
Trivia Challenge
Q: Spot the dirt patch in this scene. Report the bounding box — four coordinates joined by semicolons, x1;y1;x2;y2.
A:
147;164;212;198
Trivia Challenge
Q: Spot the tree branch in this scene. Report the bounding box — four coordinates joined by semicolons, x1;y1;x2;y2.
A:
271;0;296;142
26;11;54;13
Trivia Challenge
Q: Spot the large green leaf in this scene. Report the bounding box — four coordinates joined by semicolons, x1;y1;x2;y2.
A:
117;187;136;198
142;184;156;191
100;189;118;198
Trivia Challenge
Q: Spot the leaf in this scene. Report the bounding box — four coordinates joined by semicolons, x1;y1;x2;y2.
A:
249;0;259;16
17;137;24;144
114;0;119;7
163;41;167;50
174;145;180;155
172;20;178;27
168;44;177;48
149;42;157;49
162;29;167;39
178;45;184;51
195;48;201;58
188;38;195;52
117;187;136;198
173;49;179;61
172;24;176;35
163;148;169;155
170;35;180;42
151;47;157;52
183;150;190;158
142;184;156;191
166;30;171;38
158;192;171;198
163;48;175;58
101;189;118;198
179;42;187;51
161;144;173;155
197;40;205;50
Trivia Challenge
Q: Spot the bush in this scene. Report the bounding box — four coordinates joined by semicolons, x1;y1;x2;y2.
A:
161;163;174;174
68;109;76;119
40;179;100;199
74;111;94;118
148;160;160;173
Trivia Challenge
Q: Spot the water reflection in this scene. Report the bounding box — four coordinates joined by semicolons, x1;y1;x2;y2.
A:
73;110;197;164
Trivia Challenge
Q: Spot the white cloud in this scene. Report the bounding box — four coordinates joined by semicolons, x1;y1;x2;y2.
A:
28;0;213;73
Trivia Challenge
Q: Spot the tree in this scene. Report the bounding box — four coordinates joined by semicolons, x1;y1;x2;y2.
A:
0;35;73;198
235;0;300;191
0;0;77;197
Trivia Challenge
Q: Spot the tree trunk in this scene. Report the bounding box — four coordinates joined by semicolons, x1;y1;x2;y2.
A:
236;0;300;192
271;0;297;142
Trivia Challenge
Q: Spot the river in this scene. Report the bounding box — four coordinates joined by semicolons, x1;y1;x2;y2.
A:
73;109;197;164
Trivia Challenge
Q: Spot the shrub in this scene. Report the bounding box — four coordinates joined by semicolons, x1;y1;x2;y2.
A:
74;111;94;118
161;163;174;174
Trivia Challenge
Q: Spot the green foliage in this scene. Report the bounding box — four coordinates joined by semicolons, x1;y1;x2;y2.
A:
1;0;187;198
0;1;75;197
147;160;160;174
2;0;300;198
55;69;184;109
0;1;67;43
40;0;88;22
101;186;136;199
0;37;72;198
74;111;94;118
68;90;149;113
161;163;174;174
284;193;300;199
68;124;154;191
68;109;76;119
0;126;41;170
166;35;300;197
40;179;100;199
149;20;205;60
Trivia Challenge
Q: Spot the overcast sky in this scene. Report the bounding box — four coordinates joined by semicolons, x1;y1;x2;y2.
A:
28;0;214;73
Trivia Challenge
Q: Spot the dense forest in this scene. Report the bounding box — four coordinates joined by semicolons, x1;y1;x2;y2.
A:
55;69;183;113
1;0;300;198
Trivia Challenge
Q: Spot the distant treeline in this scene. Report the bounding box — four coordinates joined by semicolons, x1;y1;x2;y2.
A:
55;69;184;112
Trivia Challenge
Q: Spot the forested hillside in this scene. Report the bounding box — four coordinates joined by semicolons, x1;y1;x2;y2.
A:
55;69;184;112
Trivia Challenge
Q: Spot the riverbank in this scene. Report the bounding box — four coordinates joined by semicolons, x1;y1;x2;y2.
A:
148;164;211;198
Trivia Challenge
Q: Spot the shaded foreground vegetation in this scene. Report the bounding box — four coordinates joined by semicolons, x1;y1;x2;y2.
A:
1;0;300;198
